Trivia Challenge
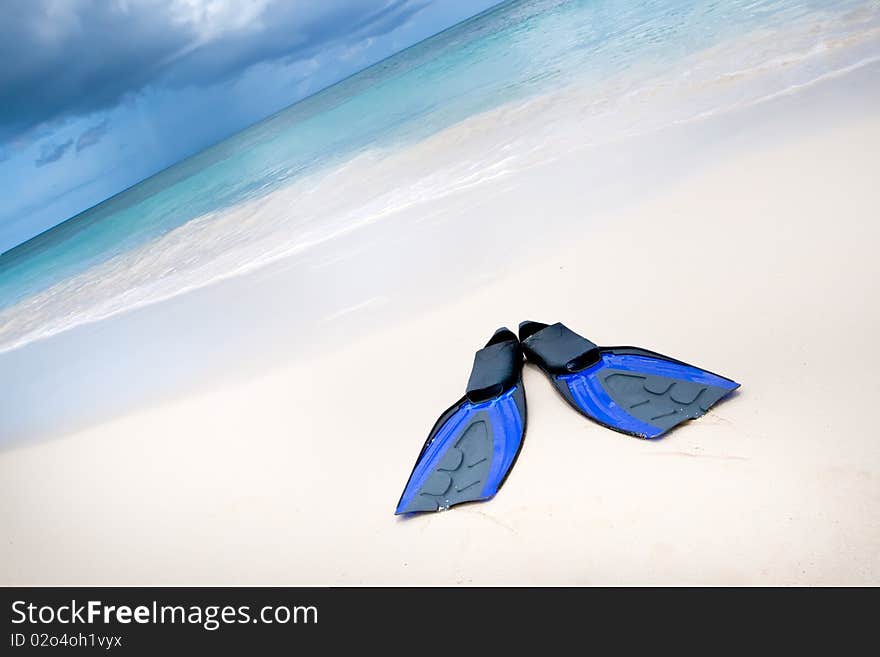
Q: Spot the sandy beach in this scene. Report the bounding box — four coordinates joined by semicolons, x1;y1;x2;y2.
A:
2;58;879;585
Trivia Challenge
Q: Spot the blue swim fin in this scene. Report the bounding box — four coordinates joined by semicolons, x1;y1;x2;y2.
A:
519;321;739;439
395;328;527;514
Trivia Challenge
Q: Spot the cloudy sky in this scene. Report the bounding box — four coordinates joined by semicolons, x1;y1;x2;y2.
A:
0;0;502;254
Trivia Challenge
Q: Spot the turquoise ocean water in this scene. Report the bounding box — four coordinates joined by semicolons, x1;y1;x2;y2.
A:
1;0;878;353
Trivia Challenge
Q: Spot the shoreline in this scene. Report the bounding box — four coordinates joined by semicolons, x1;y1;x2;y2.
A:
3;21;880;356
1;67;879;584
2;59;879;447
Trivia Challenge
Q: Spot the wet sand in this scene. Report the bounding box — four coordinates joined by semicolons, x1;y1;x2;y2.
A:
1;68;879;585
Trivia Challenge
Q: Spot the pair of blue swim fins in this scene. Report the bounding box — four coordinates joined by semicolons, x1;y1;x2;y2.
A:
395;321;740;515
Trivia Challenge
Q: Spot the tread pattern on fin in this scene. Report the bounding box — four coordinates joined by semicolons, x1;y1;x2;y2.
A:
598;369;730;432
403;417;493;513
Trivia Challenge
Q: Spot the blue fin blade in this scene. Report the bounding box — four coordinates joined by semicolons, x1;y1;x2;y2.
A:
396;386;524;514
558;353;739;439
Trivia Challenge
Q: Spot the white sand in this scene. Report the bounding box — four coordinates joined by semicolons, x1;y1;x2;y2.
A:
2;86;880;585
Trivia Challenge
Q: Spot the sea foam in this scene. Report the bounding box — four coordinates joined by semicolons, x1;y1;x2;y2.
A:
1;0;878;354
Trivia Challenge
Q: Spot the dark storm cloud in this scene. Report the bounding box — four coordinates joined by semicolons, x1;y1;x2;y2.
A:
0;0;429;146
0;1;189;144
34;139;74;167
75;119;110;153
159;0;431;87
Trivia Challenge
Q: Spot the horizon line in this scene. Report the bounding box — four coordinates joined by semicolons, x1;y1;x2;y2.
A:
0;0;508;259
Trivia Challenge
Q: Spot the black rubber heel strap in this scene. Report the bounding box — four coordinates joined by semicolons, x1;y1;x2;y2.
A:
520;321;600;374
465;328;522;402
